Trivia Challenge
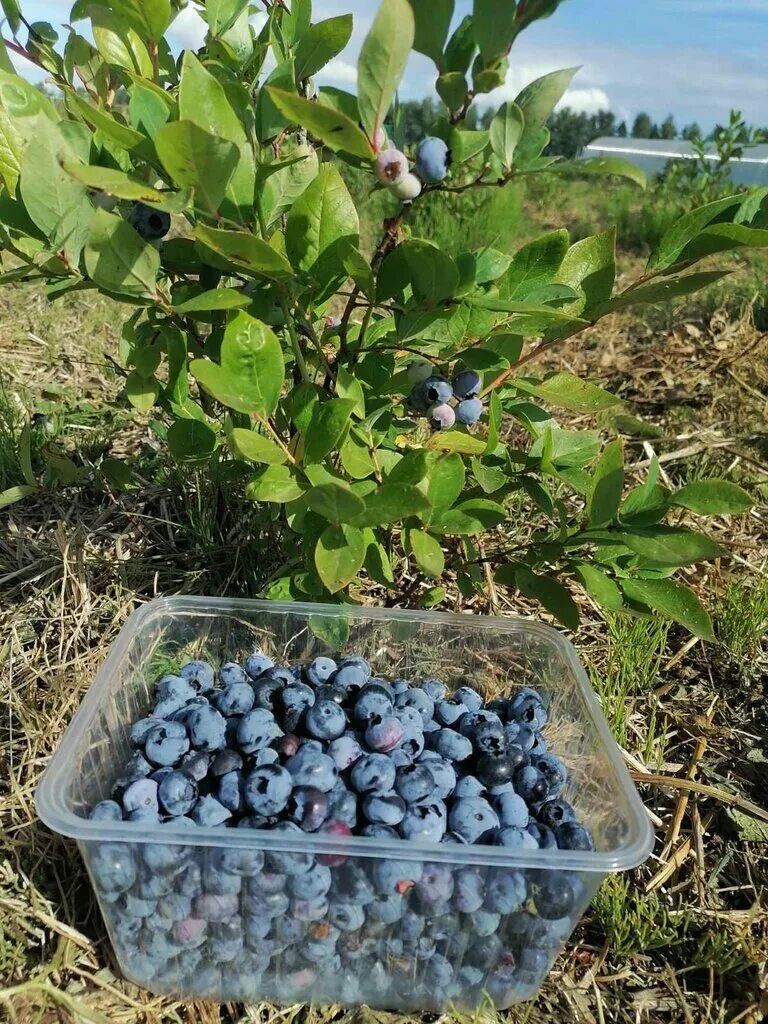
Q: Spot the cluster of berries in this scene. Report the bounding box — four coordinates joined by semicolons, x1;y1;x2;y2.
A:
374;137;451;201
406;364;483;430
85;651;594;1006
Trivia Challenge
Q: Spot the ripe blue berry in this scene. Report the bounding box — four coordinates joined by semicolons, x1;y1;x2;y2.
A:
180;660;215;692
452;369;482;400
158;770;198;816
448;797;499;843
415;136;450;184
129;202;171;241
456;397;483;425
305;699;347;740
244;764;293;816
350;752;396;794
236;708;282;753
144;721;190;766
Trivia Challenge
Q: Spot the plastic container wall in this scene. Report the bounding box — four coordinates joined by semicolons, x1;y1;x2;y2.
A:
36;598;653;1010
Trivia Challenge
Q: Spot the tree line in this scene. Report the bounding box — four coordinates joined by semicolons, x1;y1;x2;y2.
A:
396;98;765;161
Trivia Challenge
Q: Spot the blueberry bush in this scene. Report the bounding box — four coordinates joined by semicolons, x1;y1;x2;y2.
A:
0;0;765;637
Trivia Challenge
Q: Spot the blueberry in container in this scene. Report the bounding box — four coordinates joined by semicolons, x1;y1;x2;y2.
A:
36;597;652;1010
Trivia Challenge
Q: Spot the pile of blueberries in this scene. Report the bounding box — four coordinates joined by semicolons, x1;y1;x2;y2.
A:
406;364;484;430
375;136;451;201
87;651;595;1007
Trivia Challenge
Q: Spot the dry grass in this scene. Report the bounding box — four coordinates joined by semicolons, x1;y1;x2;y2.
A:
1;229;768;1023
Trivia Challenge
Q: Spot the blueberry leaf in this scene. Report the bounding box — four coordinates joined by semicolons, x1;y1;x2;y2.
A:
315;523;366;593
166;419;217;462
228;428;288;466
620;577;714;641
357;0;414;142
294;15;353;80
587;439;624;527
84;208;160;299
407;528;445;578
671;479;753;516
267;87;373;161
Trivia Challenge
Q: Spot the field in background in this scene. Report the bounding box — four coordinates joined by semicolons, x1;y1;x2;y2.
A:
1;173;767;1023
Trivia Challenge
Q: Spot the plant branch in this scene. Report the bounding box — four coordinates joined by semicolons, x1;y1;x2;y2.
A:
255;413;296;466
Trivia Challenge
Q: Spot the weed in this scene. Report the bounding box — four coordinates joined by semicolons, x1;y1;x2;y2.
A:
591;875;693;958
714;576;768;671
590;616;669;752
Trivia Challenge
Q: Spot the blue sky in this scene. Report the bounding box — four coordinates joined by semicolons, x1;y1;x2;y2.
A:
8;0;768;131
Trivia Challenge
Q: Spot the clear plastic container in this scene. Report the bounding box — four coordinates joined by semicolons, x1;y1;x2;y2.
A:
36;597;652;1010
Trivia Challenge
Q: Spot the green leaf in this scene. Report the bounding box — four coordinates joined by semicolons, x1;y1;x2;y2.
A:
407;529;444;578
63;162;190;212
190;312;284;416
586;439;624;527
167;418;217;461
342;245;375;301
514;67;578;163
409;0;453;62
0;98;24;192
671;479;753;516
315;522;366;593
262;140;319;228
573;563;624;613
449;127;490;164
304;399;356;464
506;566;580;630
604;271;730;315
1;0;21;35
489;101;524;171
364;527;396;586
340;431;376;479
125;370;159;411
109;0;172;39
67;93;148;156
91;9;152;77
357;484;430;525
432;498;506;535
470;457;507;493
295;15;353;80
647;193;744;271
621;458;669;525
267;87;373;160
19;118;94;266
484;389;501;456
228;428;287;465
613;526;724;566
178;50;254;222
401;239;460;304
428;431;488;456
620;578;714;641
513;372;620;414
0;484;37;508
500;230;569;300
473;0;517;62
612;414;664;440
84;208;160;299
426;453;465;510
195;224;294;280
286;165;359;300
357;0;414;142
678;222;768;264
335;364;365;417
443;14;475;74
436;71;468;114
576;157;646;190
206;0;250;36
307;483;366;523
556;228;616;317
155;120;238;217
247;464;305;503
172;287;251;314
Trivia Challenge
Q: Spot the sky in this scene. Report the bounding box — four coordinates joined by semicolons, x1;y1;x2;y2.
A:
7;0;768;131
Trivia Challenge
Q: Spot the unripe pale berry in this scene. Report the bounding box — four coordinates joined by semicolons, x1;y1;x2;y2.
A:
389;172;422;201
428;403;456;431
406;361;433;385
374;148;408;185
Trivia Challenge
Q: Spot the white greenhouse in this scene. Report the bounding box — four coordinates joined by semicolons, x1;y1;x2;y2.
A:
580;137;768;187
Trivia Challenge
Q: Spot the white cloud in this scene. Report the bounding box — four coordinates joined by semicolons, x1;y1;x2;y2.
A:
316;59;358;86
167;5;207;51
556;87;612;115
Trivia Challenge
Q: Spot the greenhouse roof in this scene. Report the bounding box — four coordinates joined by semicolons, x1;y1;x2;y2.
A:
583;137;768;166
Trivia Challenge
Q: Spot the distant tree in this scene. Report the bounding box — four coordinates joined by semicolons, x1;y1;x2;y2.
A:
616;121;628;137
681;122;702;141
632;112;653;138
660;115;677;139
649;123;661;139
545;107;617;158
